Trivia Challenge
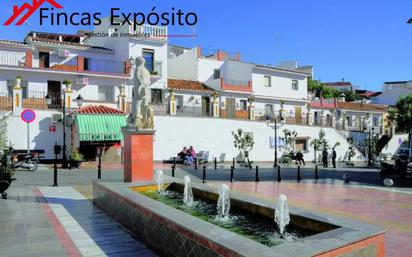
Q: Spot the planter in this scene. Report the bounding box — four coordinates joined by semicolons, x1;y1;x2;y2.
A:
0;173;16;199
70;160;82;169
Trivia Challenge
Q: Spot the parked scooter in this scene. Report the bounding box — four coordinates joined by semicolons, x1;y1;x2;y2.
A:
5;147;38;172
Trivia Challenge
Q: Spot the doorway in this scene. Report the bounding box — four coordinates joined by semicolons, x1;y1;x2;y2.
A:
202;96;210;116
47;80;61;108
226;98;236;119
39;52;50;68
295;106;302;124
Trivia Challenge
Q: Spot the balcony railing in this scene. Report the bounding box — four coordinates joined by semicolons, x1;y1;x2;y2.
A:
24;91;61;109
131;24;167;41
0;49;127;76
221;78;252;92
0;50;26;67
85;58;125;75
0;92;12;110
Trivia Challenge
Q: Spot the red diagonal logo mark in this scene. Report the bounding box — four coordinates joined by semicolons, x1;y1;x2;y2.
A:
4;0;63;26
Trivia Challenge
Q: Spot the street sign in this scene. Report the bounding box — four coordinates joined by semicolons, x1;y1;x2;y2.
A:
49;125;56;132
21;109;36;123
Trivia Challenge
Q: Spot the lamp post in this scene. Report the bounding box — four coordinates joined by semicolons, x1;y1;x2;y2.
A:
76;94;83;108
365;121;375;167
45;93;83;169
266;112;284;167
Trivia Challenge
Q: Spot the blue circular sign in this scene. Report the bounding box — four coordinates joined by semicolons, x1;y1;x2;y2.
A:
21;109;36;123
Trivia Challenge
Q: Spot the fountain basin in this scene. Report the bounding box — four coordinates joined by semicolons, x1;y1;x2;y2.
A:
93;178;385;257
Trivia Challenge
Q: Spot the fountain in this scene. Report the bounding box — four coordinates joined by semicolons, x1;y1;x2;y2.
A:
275;194;290;235
183;175;194;206
95;180;385;257
217;184;230;219
155;170;164;194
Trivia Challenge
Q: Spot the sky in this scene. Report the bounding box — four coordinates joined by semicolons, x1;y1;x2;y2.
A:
0;0;411;91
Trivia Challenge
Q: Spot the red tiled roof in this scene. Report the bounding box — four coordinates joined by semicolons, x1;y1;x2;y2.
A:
359;91;382;98
337;102;388;112
73;105;126;115
323;82;353;87
168;79;215;92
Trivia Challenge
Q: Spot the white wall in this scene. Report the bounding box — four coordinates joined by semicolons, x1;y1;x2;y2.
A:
168;48;198;81
372;83;412;106
197;58;224;82
381;133;408;158
153;116;364;162
222;60;253;82
252;70;308;101
5;110;68;159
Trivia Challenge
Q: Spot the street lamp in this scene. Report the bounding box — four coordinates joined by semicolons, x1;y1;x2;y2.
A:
45;94;52;105
76;94;83;108
365;121;375;167
266;112;284;167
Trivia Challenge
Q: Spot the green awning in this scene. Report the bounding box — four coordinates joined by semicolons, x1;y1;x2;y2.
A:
75;114;126;142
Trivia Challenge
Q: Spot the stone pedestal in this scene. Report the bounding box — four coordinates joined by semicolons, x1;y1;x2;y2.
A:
122;128;155;182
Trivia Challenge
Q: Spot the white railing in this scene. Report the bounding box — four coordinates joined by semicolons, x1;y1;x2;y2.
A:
0;49;26;67
131;24;167;40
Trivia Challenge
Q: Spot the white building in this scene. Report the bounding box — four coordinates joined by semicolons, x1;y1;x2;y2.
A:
371;81;412;106
168;45;311;122
0;20;168;160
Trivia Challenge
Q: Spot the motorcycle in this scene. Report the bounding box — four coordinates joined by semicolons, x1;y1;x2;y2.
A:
4;147;39;172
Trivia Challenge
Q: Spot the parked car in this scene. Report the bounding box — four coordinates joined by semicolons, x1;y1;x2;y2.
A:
380;153;412;178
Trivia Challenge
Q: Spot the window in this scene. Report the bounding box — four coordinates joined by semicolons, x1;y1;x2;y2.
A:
7;79;28;98
265;104;273;115
346;116;353;127
373;117;379;127
142;49;155;73
239;100;247;110
98;86;114;102
292;80;299;90
263;76;271;87
151;89;163;104
295;139;308;152
213;69;221;79
175;95;183;111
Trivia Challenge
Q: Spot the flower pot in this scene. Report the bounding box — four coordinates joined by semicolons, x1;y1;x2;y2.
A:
14;78;22;89
70;160;82;169
0;173;16;199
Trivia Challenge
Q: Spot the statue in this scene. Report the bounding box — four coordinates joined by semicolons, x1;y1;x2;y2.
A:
127;57;154;130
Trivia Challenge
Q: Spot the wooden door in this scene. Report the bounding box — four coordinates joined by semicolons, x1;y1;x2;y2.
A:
295;107;302;124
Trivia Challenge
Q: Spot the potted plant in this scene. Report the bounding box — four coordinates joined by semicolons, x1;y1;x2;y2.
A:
70;149;83;169
0;149;16;199
63;79;72;91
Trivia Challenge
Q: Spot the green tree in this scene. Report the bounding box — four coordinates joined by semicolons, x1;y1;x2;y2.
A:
389;94;412;157
310;129;329;162
232;129;254;164
282;129;297;152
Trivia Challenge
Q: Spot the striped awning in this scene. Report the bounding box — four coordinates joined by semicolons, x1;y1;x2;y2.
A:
75;114;126;142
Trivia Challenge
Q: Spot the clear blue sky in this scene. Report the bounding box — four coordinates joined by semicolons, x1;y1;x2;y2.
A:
0;0;411;91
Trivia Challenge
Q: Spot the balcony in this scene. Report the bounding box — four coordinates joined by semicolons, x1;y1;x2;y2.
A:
0;49;128;77
130;24;167;41
220;78;252;93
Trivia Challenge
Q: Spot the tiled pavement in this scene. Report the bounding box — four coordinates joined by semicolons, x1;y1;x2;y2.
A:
0;186;158;257
213;181;412;257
